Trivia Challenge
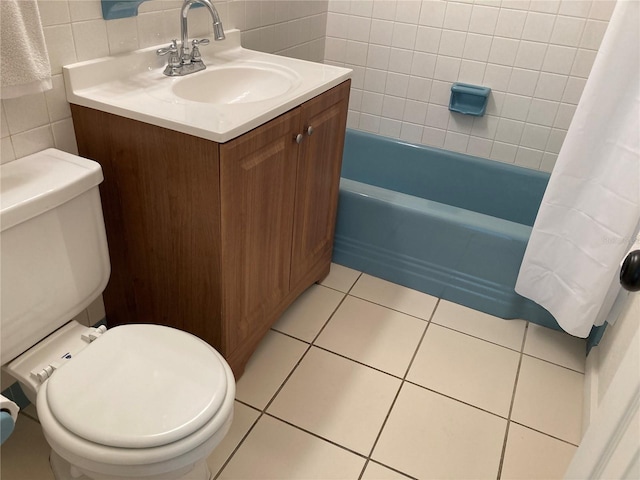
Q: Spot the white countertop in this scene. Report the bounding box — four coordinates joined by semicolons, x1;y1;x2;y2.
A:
63;30;352;143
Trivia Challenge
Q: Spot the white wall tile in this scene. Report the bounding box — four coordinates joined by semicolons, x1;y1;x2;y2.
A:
394;0;422;24
542;44;576;75
407;76;432;101
3;93;49;135
44;75;71;122
558;0;591;18
0;104;10;138
383;71;409;97
1;137;16;164
367;44;391;69
422;125;446;147
534;72;568;101
348;15;372;41
501;0;530;10
72;20;110;61
546;128;567;153
429;79;451;105
106;17;139;55
382;95;406;119
402;99;428;124
553;103;576;129
364;68;388;93
346;40;369;65
483;63;512;91
520;123;551;150
529;0;560;14
391;22;418;49
414;26;441;53
580;19;607;50
458;60;485;84
443;1;472;30
490;140;517;162
38;0;71;26
372;0;397;20
588;0;616;21
361;91;385;114
501;94;531;121
438;30;466;57
550;15;585;47
327;12;349;37
418;0;446;27
370;18;394;44
410;52;437;77
494;8;526;38
495;118;524;144
68;0;102;22
521;12;555;42
425;103;450;129
11;125;55;158
462;33;492;61
447;112;474;133
400;121;424;142
43;24;77;75
433;55;460;81
526;98;559;126
514;40;547;70
388;48;414;74
52;118;78;154
359;112;382;132
540;152;558;172
379;117;402;137
570;48;596;77
466;135;493;156
514;146;543;169
443;130;469;152
508;68;539;96
488;37;519;66
325;37;347;62
561;76;586;104
471;114;499;139
468;4;499;35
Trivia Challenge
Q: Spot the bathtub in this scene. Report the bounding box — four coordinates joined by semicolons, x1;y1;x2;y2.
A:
333;129;561;331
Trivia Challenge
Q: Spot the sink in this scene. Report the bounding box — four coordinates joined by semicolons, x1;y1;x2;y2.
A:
172;66;299;105
63;29;351;143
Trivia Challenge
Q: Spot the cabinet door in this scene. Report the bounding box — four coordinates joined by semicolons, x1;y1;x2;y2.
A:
290;81;350;287
220;109;300;353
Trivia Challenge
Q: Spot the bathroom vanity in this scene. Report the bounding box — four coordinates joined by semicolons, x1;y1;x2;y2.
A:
65;31;351;376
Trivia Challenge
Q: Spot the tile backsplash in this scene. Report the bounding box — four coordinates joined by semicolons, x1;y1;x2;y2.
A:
0;0;328;164
324;0;615;171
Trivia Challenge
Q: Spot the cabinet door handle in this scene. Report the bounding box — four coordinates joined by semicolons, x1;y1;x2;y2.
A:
306;125;314;136
295;133;304;144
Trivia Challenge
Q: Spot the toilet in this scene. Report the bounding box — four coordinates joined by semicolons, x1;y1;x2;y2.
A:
0;148;235;480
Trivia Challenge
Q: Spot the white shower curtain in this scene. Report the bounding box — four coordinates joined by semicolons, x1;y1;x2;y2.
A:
515;0;640;338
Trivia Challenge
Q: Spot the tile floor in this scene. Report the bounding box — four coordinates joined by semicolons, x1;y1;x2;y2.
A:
1;263;587;480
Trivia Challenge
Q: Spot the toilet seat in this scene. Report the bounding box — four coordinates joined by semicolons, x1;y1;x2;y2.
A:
35;325;235;478
45;324;227;449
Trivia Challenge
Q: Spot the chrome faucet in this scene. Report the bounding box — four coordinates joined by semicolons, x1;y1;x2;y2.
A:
157;0;225;77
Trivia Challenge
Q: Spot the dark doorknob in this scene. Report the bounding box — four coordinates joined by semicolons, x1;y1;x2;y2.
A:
620;250;640;292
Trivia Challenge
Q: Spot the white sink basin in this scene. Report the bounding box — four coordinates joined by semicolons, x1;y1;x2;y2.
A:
172;66;298;105
63;30;351;143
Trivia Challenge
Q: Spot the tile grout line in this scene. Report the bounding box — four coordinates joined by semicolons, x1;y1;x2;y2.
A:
496;321;530;480
357;298;441;480
214;273;363;478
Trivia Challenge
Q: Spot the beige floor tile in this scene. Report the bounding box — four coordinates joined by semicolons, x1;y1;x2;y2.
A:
373;383;506;480
217;415;365;479
524;324;586;372
267;347;401;455
316;296;427;376
432;300;527;350
361;461;413;479
511;356;583;444
272;284;345;342
207;402;260;477
350;274;438;320
500;422;577;479
319;262;361;293
408;324;520;416
0;415;54;480
235;330;308;410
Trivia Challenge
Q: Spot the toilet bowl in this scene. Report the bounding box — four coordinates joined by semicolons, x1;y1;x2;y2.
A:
0;149;235;480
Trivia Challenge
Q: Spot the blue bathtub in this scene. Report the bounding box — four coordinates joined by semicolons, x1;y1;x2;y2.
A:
333;129;561;331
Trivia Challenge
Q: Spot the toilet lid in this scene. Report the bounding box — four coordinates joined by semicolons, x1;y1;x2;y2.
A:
45;324;228;449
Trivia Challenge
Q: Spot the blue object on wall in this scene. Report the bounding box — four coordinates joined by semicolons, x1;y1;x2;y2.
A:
102;0;145;19
449;83;491;116
102;0;202;20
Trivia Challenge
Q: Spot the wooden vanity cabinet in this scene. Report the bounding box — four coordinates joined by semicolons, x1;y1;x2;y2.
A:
71;80;350;377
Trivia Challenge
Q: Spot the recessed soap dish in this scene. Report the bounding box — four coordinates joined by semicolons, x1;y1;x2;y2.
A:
449;83;492;117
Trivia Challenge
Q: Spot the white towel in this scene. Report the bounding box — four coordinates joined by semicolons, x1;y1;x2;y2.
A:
0;0;52;99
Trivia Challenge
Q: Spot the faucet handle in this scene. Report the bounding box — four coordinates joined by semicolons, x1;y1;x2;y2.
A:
191;39;210;62
156;39;178;56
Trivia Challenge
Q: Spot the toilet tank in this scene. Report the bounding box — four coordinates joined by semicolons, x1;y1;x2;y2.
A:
0;149;110;365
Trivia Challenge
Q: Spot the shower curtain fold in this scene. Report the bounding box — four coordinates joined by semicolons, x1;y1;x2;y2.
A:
515;0;640;338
